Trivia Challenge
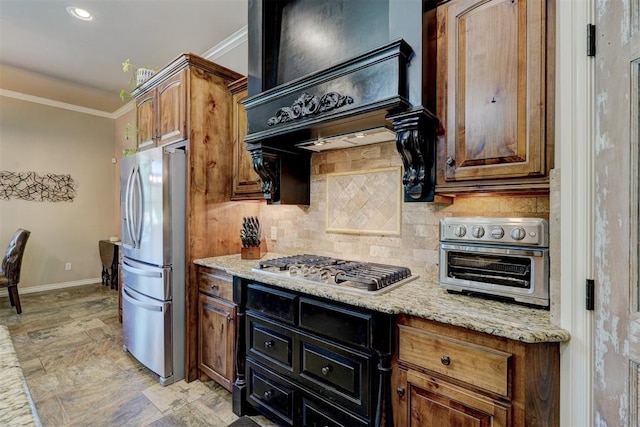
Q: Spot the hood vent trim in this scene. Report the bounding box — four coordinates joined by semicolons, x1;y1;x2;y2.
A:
243;39;413;147
267;92;354;127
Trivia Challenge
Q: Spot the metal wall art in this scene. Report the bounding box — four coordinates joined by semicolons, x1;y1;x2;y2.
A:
0;171;77;202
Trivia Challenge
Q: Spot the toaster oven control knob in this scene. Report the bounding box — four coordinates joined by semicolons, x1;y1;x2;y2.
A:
453;225;467;237
490;226;505;239
511;227;526;240
471;226;485;238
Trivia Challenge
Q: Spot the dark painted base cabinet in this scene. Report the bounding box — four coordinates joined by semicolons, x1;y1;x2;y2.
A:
232;279;394;426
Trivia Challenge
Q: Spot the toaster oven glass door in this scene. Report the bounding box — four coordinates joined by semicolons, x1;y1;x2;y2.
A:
439;243;549;306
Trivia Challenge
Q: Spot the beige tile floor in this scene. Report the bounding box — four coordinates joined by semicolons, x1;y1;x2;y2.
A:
0;284;276;427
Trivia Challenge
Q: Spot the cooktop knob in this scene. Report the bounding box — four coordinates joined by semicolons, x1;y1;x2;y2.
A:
453;225;467;237
511;227;526;240
471;226;485;238
490;226;505;239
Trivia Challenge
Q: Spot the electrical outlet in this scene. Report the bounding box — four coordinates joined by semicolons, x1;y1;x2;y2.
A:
270;226;278;240
65;262;72;271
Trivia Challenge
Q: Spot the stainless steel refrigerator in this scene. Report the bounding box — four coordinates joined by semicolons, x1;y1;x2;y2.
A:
120;144;186;386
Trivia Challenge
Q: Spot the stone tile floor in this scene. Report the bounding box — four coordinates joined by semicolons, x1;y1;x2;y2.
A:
0;284;276;427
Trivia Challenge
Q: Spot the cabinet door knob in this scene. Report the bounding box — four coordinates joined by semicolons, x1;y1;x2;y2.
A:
321;365;333;375
396;387;405;397
264;340;274;349
441;355;451;366
446;156;455;166
263;390;273;400
227;315;233;322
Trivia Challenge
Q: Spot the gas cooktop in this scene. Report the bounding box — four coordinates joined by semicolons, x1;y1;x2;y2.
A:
252;254;417;295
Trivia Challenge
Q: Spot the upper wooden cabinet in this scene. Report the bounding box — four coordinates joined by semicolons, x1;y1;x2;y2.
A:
228;77;262;201
436;0;554;194
135;70;187;150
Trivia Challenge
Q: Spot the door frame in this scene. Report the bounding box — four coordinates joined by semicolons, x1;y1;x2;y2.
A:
556;0;594;426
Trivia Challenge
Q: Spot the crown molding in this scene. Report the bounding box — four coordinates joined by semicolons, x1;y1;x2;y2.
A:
0;89;116;118
202;25;248;60
0;26;248;118
113;101;135;118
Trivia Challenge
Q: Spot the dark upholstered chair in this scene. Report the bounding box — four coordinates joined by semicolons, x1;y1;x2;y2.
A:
0;229;31;314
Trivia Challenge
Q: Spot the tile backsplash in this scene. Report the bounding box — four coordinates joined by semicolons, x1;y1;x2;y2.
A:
258;142;549;276
326;167;402;235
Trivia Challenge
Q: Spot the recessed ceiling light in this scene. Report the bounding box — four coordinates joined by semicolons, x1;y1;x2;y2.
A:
66;6;94;21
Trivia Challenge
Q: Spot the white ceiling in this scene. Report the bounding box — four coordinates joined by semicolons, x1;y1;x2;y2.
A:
0;0;248;114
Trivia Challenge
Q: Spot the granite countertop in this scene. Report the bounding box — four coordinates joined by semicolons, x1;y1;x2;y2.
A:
194;253;571;344
0;326;41;426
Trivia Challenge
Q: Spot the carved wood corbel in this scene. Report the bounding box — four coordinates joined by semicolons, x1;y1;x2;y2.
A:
389;108;438;202
247;144;279;203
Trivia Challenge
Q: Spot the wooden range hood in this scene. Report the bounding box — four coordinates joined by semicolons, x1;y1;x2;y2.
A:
244;0;439;204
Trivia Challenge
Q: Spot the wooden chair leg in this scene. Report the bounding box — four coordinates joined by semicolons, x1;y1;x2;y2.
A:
8;286;21;314
8;288;15;307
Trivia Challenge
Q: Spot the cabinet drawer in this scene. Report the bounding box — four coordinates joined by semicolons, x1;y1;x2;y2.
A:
247;284;298;324
302;397;368;427
248;362;295;426
300;340;370;415
299;297;371;348
248;314;293;369
198;268;232;300
398;325;512;396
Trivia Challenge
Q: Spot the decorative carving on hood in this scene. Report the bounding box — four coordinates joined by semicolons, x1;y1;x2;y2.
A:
267;92;354;126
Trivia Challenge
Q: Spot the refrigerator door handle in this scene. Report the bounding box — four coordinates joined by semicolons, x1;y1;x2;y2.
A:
122;287;163;312
123;164;136;250
122;260;163;278
132;164;144;249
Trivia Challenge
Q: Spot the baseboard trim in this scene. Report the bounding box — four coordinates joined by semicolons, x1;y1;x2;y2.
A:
0;278;102;297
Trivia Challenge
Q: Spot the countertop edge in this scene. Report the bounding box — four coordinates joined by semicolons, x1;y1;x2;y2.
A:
194;255;571;344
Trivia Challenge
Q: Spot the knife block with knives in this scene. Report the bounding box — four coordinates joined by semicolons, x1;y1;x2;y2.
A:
240;216;266;259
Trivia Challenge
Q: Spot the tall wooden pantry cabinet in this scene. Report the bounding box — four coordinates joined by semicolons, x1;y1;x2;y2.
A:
129;53;252;382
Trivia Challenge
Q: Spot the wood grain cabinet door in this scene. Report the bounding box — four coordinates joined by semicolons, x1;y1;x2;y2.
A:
198;293;236;392
437;0;547;183
156;70;187;146
136;92;157;150
395;368;510;427
229;77;263;200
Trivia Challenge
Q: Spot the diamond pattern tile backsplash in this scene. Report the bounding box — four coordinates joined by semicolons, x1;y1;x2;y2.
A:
326;167;401;235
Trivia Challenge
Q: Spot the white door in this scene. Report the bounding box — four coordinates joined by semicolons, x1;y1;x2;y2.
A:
594;1;640;424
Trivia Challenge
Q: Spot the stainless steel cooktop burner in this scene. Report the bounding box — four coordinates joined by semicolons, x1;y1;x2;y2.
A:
252;254;417;295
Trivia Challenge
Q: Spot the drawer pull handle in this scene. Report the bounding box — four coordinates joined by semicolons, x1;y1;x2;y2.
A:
263;390;273;400
210;284;219;291
264;340;274;349
441;355;451;366
321;365;333;375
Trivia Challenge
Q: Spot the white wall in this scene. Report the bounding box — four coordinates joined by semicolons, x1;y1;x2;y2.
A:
0;96;116;289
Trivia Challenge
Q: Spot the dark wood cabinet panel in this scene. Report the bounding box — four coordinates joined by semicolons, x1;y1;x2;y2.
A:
156;70;186;146
234;280;393;426
229;77;263;200
436;0;553;194
135;69;186;149
397;368;509;427
393;315;559;427
135;93;156;150
198;293;236;391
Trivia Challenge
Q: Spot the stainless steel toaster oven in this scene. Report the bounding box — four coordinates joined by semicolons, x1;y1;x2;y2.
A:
439;217;549;307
